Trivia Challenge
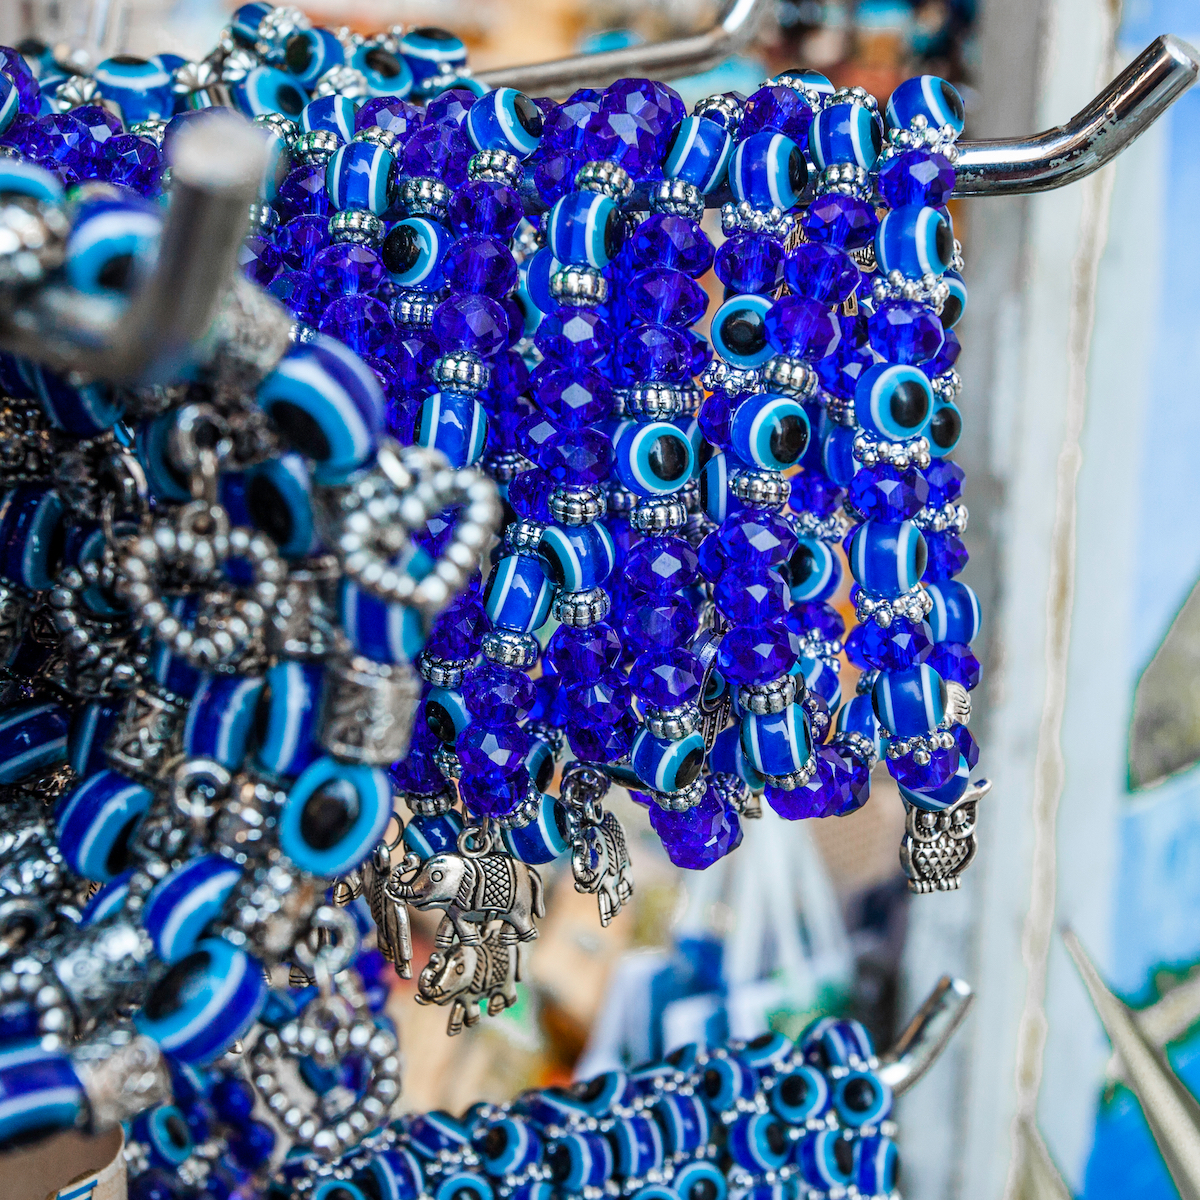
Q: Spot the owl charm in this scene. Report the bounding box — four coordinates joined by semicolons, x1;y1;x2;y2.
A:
900;779;991;893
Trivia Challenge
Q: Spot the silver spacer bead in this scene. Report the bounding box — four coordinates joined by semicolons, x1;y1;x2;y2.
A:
316;64;369;98
494;779;542;829
832;730;877;768
404;785;457;817
944;681;972;727
761;354;819;398
482;629;540;668
643;701;700;741
737;674;798;716
485;450;530;484
730;469;790;510
254;110;298;146
606;485;637;514
762;754;818;790
576;160;634;201
721;200;793;240
295;128;342;166
0;196;68;289
701;359;762;396
552;586;611;627
254;5;311;61
391;290;439;328
712;771;759;817
852;434;931;470
354;125;401;152
433;743;461;780
400;176;451;220
469;148;522;187
433;350;490;394
693;93;744;134
526;720;567;760
630;497;688;533
247;200;279;235
329;209;384;246
650;178;704;220
816;162;871;197
621;384;685;420
856;668;880;696
550;484;605;527
128;117;168;147
829;85;878;109
218;47;258;83
650;775;708;812
505;520;547;554
550;264;609;307
417;652;471;689
54;74;104;110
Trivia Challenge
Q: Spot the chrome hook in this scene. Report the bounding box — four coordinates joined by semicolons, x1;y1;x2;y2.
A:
879;974;974;1095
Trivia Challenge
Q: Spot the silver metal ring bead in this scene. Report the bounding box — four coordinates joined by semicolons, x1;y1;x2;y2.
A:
550;484;605;527
482;630;540;668
642;701;700;741
329;209;384;247
730;469;790;510
630;497;689;534
737;674;798;716
552;586;611;627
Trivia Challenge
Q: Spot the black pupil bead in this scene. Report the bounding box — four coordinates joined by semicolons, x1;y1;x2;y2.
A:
144;949;211;1021
425;698;458;743
648;433;689;483
702;1067;723;1099
269;400;333;462
888;379;929;430
789;544;815;585
548;1144;572;1182
383;224;422;274
539;544;567;587
843;1076;876;1112
764;1120;786;1156
913;532;928;581
285;34;312;74
689;1181;718;1200
869;118;883;156
721;308;766;357
365;48;402;78
414;26;456;41
98;253;134;291
941;79;965;123
299;779;359;850
833;1136;854;1175
247;475;295;546
113;54;147;66
165;1112;190;1149
602;208;625;262
534;752;553;792
105;814;141;876
482;1126;508;1158
770;412;808;464
930;404;961;449
935;216;954;266
277;83;306;117
748;1033;774;1050
941;292;963;328
677;746;704;789
513;93;543;138
787;145;808;194
779;1073;809;1107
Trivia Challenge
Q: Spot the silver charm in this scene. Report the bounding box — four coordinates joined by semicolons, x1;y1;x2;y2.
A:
415;922;521;1036
105;684;187;783
899;779;990;893
691;624;732;752
71;1025;173;1131
360;839;414;980
560;764;633;927
318;654;421;765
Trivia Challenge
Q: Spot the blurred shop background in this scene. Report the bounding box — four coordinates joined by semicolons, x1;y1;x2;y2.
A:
4;0;1200;1196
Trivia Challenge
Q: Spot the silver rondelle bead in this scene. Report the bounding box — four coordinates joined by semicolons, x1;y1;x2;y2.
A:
737;674;798;716
329;209;384;247
550;484;605;527
399;176;451;221
730;469;790;510
482;629;540;668
54;74;105;111
576;160;634;201
693;93;744;133
254;111;298;146
417;652;471;689
606;485;637;514
484;450;530;484
630;497;688;534
433;743;461;780
247;201;279;235
642;701;700;741
315;64;369;98
319;655;421;764
469;148;522;186
650;178;704;220
623;383;684;420
711;771;759;817
552;587;611;627
701;359;762;396
761;754;818;790
650;776;708;812
391;290;439;329
761;354;819;398
550;264;609;307
505;520;547;555
295;128;343;166
354;125;401;152
403;785;457;817
433;351;490;394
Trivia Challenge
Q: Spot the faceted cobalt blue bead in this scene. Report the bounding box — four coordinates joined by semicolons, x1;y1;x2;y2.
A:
717;620;798;685
402;123;471;187
786;600;844;642
101;134;162;193
860;618;933;670
566;669;636;760
718;512;798;566
629;268;707;326
426;87;477;128
535;310;612;366
276;165;331;221
816;343;873;400
616;323;691;384
925;328;961;376
715;567;789;623
448;180;522;238
269;270;322;325
623;536;698;595
356;96;422;138
459;721;530;777
922;530;968;580
443;234;518;296
239;235;280;287
802;193;878;250
542;88;602;154
534;153;584;204
539;429;612;484
311;243;385;298
630;647;704;707
877;149;956;209
847;463;929;522
628;214;713;275
887;743;958;792
765;296;842;360
464;663;536;721
867;300;944;365
277;214;329;271
319;295;394;357
924;459;964;507
929;640;981;689
742;84;815;141
533;364;611;426
507;469;552;520
715;234;783;296
790;469;844;518
783;242;860;305
621;596;699;652
547;622;622;681
433;293;509;358
652;784;742;869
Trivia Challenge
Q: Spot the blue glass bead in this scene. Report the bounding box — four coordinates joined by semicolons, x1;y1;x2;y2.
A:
941;270;967;328
284;27;345;85
796;1131;854;1190
341;575;425;663
848;520;926;595
0;1043;84;1144
930;641;981;690
532;364;610;427
278;214;330;270
236;453;318;559
68;701;121;779
728;1112;788;1171
426;86;482;127
484;554;554;633
628;214;713;274
379;217;445;289
30;365;123;437
546;1133;613;1190
612;420;694;496
546;622;621;680
565;675;637;762
718;511;797;565
403;811;465;861
728;131;806;209
229;2;272;45
536;310;612;366
416;391;487;468
501;790;568;865
233;66;306;119
791;467;845;518
325;293;397;353
853;362;933;442
674;1162;727;1200
300;95;358;140
538;429;613;484
889;741;958;792
770;1065;830;1122
327;141;396;214
434;293;510;358
860;618;933;671
254;660;323;778
142;855;242;963
785;536;840;602
257;334;384;482
877;148;956;209
622;596;700;652
548;190;624;269
399;28;468;93
0;700;66;787
614;322;691;385
714;567;787;623
279;757;393;876
540;88;600;155
240;235;280;287
611;1115;665;1177
539;522;615;591
924;458;964;508
698;451;730;524
713;233;782;296
101;133;162;193
876;204;954;278
357;96;420;139
349;42;414;98
801;192;877;249
651;785;743;869
276;165;329;220
798;1014;874;1067
789;599;844;643
0;484;65;590
717;622;798;686
624;537;698;595
809;101;882;169
847;462;929;522
229;1119;277;1169
663;115;732;191
443;234;515;297
134;1104;195;1168
630;647;704;706
868;299;944;364
897;753;971;811
835;692;883;753
135;939;265;1064
533;153;582;205
742;84;815;140
424;687;470;744
474;1117;544;1174
886;75;965;134
782;242;858;304
447;179;522;239
711;293;773;367
628;268;707;326
356;1147;425;1200
402;123;470;187
926;327;962;377
62;192;159;299
925;579;981;643
856;1134;898;1195
871;664;946;737
462;662;536;724
923;529;968;580
182;673;263;770
631;728;705;793
654;1094;710;1155
0;157;62;205
0;73;18;136
928;398;963;456
93;56;172;124
311;242;385;298
466;88;542;157
741;703;813;778
211;1076;256;1124
765;296;842;362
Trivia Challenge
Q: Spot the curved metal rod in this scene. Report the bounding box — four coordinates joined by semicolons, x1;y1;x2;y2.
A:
0;111;265;384
878;974;974;1096
954;34;1199;196
475;0;765;93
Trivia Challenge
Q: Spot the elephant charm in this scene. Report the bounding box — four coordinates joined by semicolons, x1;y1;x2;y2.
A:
571;808;633;927
414;922;521;1036
387;839;545;948
900;778;990;893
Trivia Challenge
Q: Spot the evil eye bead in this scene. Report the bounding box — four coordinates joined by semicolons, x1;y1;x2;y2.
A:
808;102;882;170
835;694;883;758
539;522;616;592
284;28;346;86
770;1066;830;1123
234;66;307;120
135;938;266;1063
435;1174;492;1200
771;68;834;99
350;42;415;99
408;1111;471;1157
548;191;624;269
631;728;705;794
664;116;733;193
711;294;773;368
56;769;152;881
730;392;810;470
525;247;560;313
399;28;469;93
0;1044;84;1145
871;664;947;738
546;1133;613;1190
848;520;927;596
483;554;554;634
416;391;488;468
673;1161;727;1200
855;1134;899;1196
875;204;954;278
80;869;133;926
0;701;68;784
786;536;840;602
300;94;358;140
729;131;806;210
382;218;449;287
941;270;967;328
476;1118;543;1174
853;362;933;441
925;580;981;643
822;423;859;485
832;1069;892;1127
709;724;765;790
30;366;123;439
0;484;67;590
740;704;813;781
467;88;544;159
182;673;264;770
137;412;190;503
425;687;471;744
230;2;274;46
255;660;324;778
340;579;424;664
796;655;840;708
897;752;970;811
0;73;19;136
239;453;319;559
279;756;393;876
613;421;695;498
93;55;173;124
256;334;385;482
795;1130;854;1190
142;855;242;963
327;141;397;215
357;1147;426;1200
728;1112;789;1172
700;451;729;524
63;194;161;299
403;810;465;860
737;1030;792;1072
798;1015;874;1068
630;1189;677;1200
886;75;965;135
316;1185;366;1200
698;1054;756;1113
654;1094;710;1155
928;398;962;456
611;1116;664;1177
502;790;569;864
0;160;63;205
